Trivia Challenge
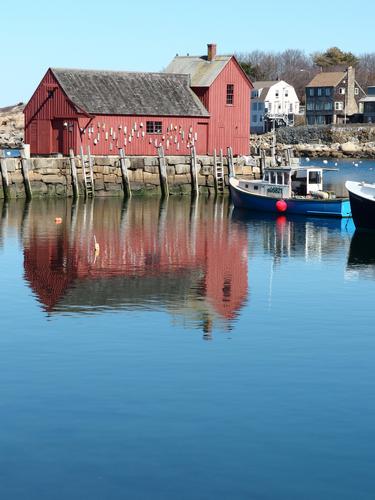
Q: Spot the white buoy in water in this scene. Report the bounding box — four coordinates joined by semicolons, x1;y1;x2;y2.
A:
354;163;359;167
94;235;100;255
323;159;328;164
305;157;310;162
334;162;338;166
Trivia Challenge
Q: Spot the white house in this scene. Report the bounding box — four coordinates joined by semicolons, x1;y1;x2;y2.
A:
251;80;300;134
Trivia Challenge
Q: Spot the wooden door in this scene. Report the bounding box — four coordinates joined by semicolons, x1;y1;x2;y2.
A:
52;120;63;153
52;119;76;155
197;122;209;155
29;121;38;154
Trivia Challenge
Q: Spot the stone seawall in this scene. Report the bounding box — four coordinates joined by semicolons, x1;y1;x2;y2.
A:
0;155;258;199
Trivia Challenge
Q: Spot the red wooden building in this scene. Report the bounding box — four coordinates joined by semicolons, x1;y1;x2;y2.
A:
24;44;252;156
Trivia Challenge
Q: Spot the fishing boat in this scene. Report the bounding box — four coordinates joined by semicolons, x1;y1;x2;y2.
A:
229;165;351;217
345;181;375;230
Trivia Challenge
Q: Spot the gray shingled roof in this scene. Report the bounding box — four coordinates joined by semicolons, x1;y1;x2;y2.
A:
252;81;279;89
307;72;345;88
165;55;232;87
51;68;209;117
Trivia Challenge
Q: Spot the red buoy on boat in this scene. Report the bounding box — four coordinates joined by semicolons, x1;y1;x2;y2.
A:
276;199;287;213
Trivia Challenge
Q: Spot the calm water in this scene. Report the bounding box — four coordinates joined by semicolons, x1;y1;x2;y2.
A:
1;160;375;500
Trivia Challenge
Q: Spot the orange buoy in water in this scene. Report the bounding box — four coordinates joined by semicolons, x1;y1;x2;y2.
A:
55;217;62;224
276;199;287;213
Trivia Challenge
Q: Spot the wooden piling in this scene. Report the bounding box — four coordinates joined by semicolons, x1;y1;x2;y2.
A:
260;149;266;178
157;145;169;198
119;148;131;198
284;148;291;165
227;147;235;178
20;149;32;200
0;150;11;200
190;146;199;195
69;149;79;199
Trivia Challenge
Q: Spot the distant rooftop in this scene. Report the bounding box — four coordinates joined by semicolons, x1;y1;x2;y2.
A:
165;43;233;87
307;72;346;88
252;81;279;89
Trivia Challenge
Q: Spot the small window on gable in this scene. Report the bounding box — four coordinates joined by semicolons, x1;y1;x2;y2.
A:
226;84;234;105
339;87;345;95
146;121;162;134
309;88;314;97
355;87;359;95
275;90;279;98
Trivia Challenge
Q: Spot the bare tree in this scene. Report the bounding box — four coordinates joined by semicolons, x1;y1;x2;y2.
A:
237;48;375;101
357;53;375;91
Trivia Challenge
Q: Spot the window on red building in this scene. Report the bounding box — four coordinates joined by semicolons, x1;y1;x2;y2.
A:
226;84;234;105
146;121;162;134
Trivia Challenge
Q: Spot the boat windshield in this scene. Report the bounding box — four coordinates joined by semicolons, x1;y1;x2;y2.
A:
264;171;291;185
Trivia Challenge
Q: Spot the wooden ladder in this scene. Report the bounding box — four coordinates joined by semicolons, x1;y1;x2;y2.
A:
80;146;95;198
213;149;225;195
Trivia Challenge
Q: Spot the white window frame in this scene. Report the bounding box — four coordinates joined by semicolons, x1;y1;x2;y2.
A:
355;87;359;95
335;101;344;111
339;87;346;95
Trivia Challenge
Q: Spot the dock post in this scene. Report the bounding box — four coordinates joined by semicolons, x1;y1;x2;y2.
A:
284;148;291;165
0;150;11;200
69;149;79;199
227;147;235;178
118;148;132;198
190;146;199;196
157;145;169;198
260;149;266;178
20;149;32;200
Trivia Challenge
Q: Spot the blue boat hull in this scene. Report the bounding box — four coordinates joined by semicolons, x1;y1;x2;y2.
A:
230;181;351;218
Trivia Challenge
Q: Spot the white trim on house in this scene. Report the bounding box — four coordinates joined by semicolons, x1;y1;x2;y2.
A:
250;80;300;134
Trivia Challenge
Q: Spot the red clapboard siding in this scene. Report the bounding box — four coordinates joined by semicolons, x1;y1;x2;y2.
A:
77;116;209;156
24;69;78;154
205;58;251;156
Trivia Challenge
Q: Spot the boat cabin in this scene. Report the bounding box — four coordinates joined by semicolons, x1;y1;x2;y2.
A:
238;166;324;199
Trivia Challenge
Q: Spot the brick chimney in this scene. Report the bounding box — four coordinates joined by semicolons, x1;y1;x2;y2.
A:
207;43;217;62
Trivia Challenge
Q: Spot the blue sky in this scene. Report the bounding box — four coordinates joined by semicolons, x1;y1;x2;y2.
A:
1;0;374;107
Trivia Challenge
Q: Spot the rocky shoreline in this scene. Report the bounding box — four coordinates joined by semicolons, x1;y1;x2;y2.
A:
0;103;24;148
251;126;375;159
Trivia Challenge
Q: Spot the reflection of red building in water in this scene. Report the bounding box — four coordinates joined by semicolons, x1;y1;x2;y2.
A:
23;198;248;329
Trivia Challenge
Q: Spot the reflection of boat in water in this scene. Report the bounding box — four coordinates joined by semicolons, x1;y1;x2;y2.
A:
232;208;353;263
230;166;351;217
345;181;375;230
346;230;375;280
